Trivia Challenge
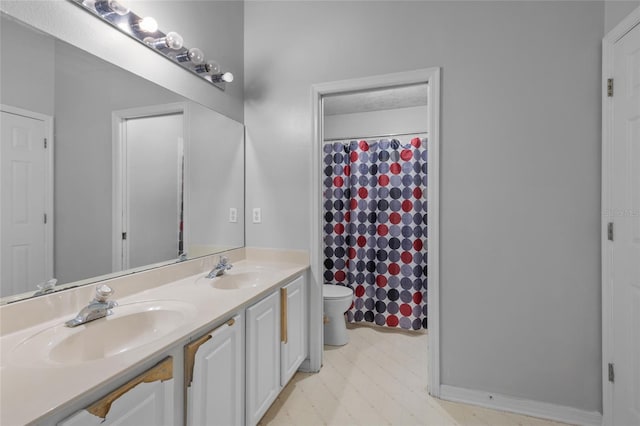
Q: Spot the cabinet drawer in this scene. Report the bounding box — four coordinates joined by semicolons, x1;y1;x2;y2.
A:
58;357;174;426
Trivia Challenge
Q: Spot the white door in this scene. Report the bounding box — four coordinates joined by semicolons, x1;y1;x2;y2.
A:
0;110;50;297
611;21;640;426
123;113;183;269
186;315;244;426
246;291;280;426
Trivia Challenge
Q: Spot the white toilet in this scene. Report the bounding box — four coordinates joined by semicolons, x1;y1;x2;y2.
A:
323;284;354;346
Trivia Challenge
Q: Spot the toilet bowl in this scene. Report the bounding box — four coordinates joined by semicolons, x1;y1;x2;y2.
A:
323;284;354;346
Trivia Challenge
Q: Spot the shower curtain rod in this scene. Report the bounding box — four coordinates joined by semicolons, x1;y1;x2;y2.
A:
323;131;427;143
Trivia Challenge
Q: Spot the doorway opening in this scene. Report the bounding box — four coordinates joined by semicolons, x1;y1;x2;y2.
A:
323;84;428;331
310;68;441;395
112;103;187;272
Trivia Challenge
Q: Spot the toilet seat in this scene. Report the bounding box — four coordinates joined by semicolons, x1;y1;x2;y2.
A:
323;284;352;299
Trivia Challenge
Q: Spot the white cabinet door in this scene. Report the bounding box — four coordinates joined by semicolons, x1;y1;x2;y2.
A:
281;275;306;387
186;314;244;426
246;290;280;426
58;358;174;426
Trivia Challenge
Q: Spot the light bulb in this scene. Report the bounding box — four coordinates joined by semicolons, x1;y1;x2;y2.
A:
164;32;184;50
135;16;158;33
211;72;234;83
220;72;234;83
144;31;184;50
94;0;130;16
195;60;221;75
176;47;205;65
82;0;96;9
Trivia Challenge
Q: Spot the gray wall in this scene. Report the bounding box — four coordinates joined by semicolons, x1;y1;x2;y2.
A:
188;102;245;255
605;0;639;33
245;0;604;413
0;17;55;115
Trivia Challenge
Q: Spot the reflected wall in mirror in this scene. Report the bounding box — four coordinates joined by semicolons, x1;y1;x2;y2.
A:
0;14;245;303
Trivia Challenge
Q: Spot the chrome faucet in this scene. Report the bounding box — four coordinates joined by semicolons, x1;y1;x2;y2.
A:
206;256;233;278
65;284;118;327
34;278;58;296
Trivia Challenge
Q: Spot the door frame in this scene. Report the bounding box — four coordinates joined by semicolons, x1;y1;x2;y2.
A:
111;102;189;272
601;7;640;425
310;68;441;395
0;104;54;291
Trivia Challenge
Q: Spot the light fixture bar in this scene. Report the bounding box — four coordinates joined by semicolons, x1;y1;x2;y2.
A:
69;0;233;91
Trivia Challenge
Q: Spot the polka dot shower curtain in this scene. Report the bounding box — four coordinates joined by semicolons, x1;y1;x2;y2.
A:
323;137;428;331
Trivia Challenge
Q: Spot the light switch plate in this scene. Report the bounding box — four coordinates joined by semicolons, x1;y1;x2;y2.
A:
229;207;237;223
252;208;262;223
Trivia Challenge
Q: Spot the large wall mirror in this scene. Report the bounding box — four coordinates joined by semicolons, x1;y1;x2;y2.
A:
0;13;245;304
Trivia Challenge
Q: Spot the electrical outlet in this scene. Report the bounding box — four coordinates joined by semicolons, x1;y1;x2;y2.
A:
229;207;237;223
252;208;262;224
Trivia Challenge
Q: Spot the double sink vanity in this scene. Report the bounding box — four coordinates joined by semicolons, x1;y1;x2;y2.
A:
0;248;310;425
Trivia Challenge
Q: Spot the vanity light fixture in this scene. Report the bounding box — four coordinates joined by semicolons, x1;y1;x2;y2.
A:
69;0;232;90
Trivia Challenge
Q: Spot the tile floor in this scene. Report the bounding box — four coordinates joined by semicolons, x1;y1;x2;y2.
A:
259;324;571;426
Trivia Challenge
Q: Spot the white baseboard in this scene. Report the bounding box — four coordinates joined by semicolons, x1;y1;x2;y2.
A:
439;385;602;426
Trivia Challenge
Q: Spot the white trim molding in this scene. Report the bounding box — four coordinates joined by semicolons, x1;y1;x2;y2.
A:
440;385;603;426
310;68;441;393
601;6;640;426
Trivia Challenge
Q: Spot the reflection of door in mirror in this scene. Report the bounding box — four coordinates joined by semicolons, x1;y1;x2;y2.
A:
116;112;184;270
0;106;54;297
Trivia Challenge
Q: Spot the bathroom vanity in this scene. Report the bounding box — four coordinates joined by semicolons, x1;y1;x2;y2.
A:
0;4;312;425
0;248;309;426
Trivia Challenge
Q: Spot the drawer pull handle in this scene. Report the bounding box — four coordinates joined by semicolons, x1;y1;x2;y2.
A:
281;287;288;344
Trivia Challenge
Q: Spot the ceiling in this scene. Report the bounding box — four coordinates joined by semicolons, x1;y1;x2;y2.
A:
323;83;428;116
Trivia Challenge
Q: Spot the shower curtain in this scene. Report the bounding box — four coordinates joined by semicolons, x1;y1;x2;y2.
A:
323;137;427;331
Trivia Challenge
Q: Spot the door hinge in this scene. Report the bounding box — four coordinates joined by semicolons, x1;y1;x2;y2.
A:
607;78;614;97
608;222;614;241
44;138;47;149
608;363;615;383
43;213;47;224
122;232;127;240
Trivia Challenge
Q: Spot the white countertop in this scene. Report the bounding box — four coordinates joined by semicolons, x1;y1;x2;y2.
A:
0;248;309;425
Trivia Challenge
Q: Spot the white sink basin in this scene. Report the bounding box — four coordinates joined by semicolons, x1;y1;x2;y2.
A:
208;265;280;290
10;300;197;365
